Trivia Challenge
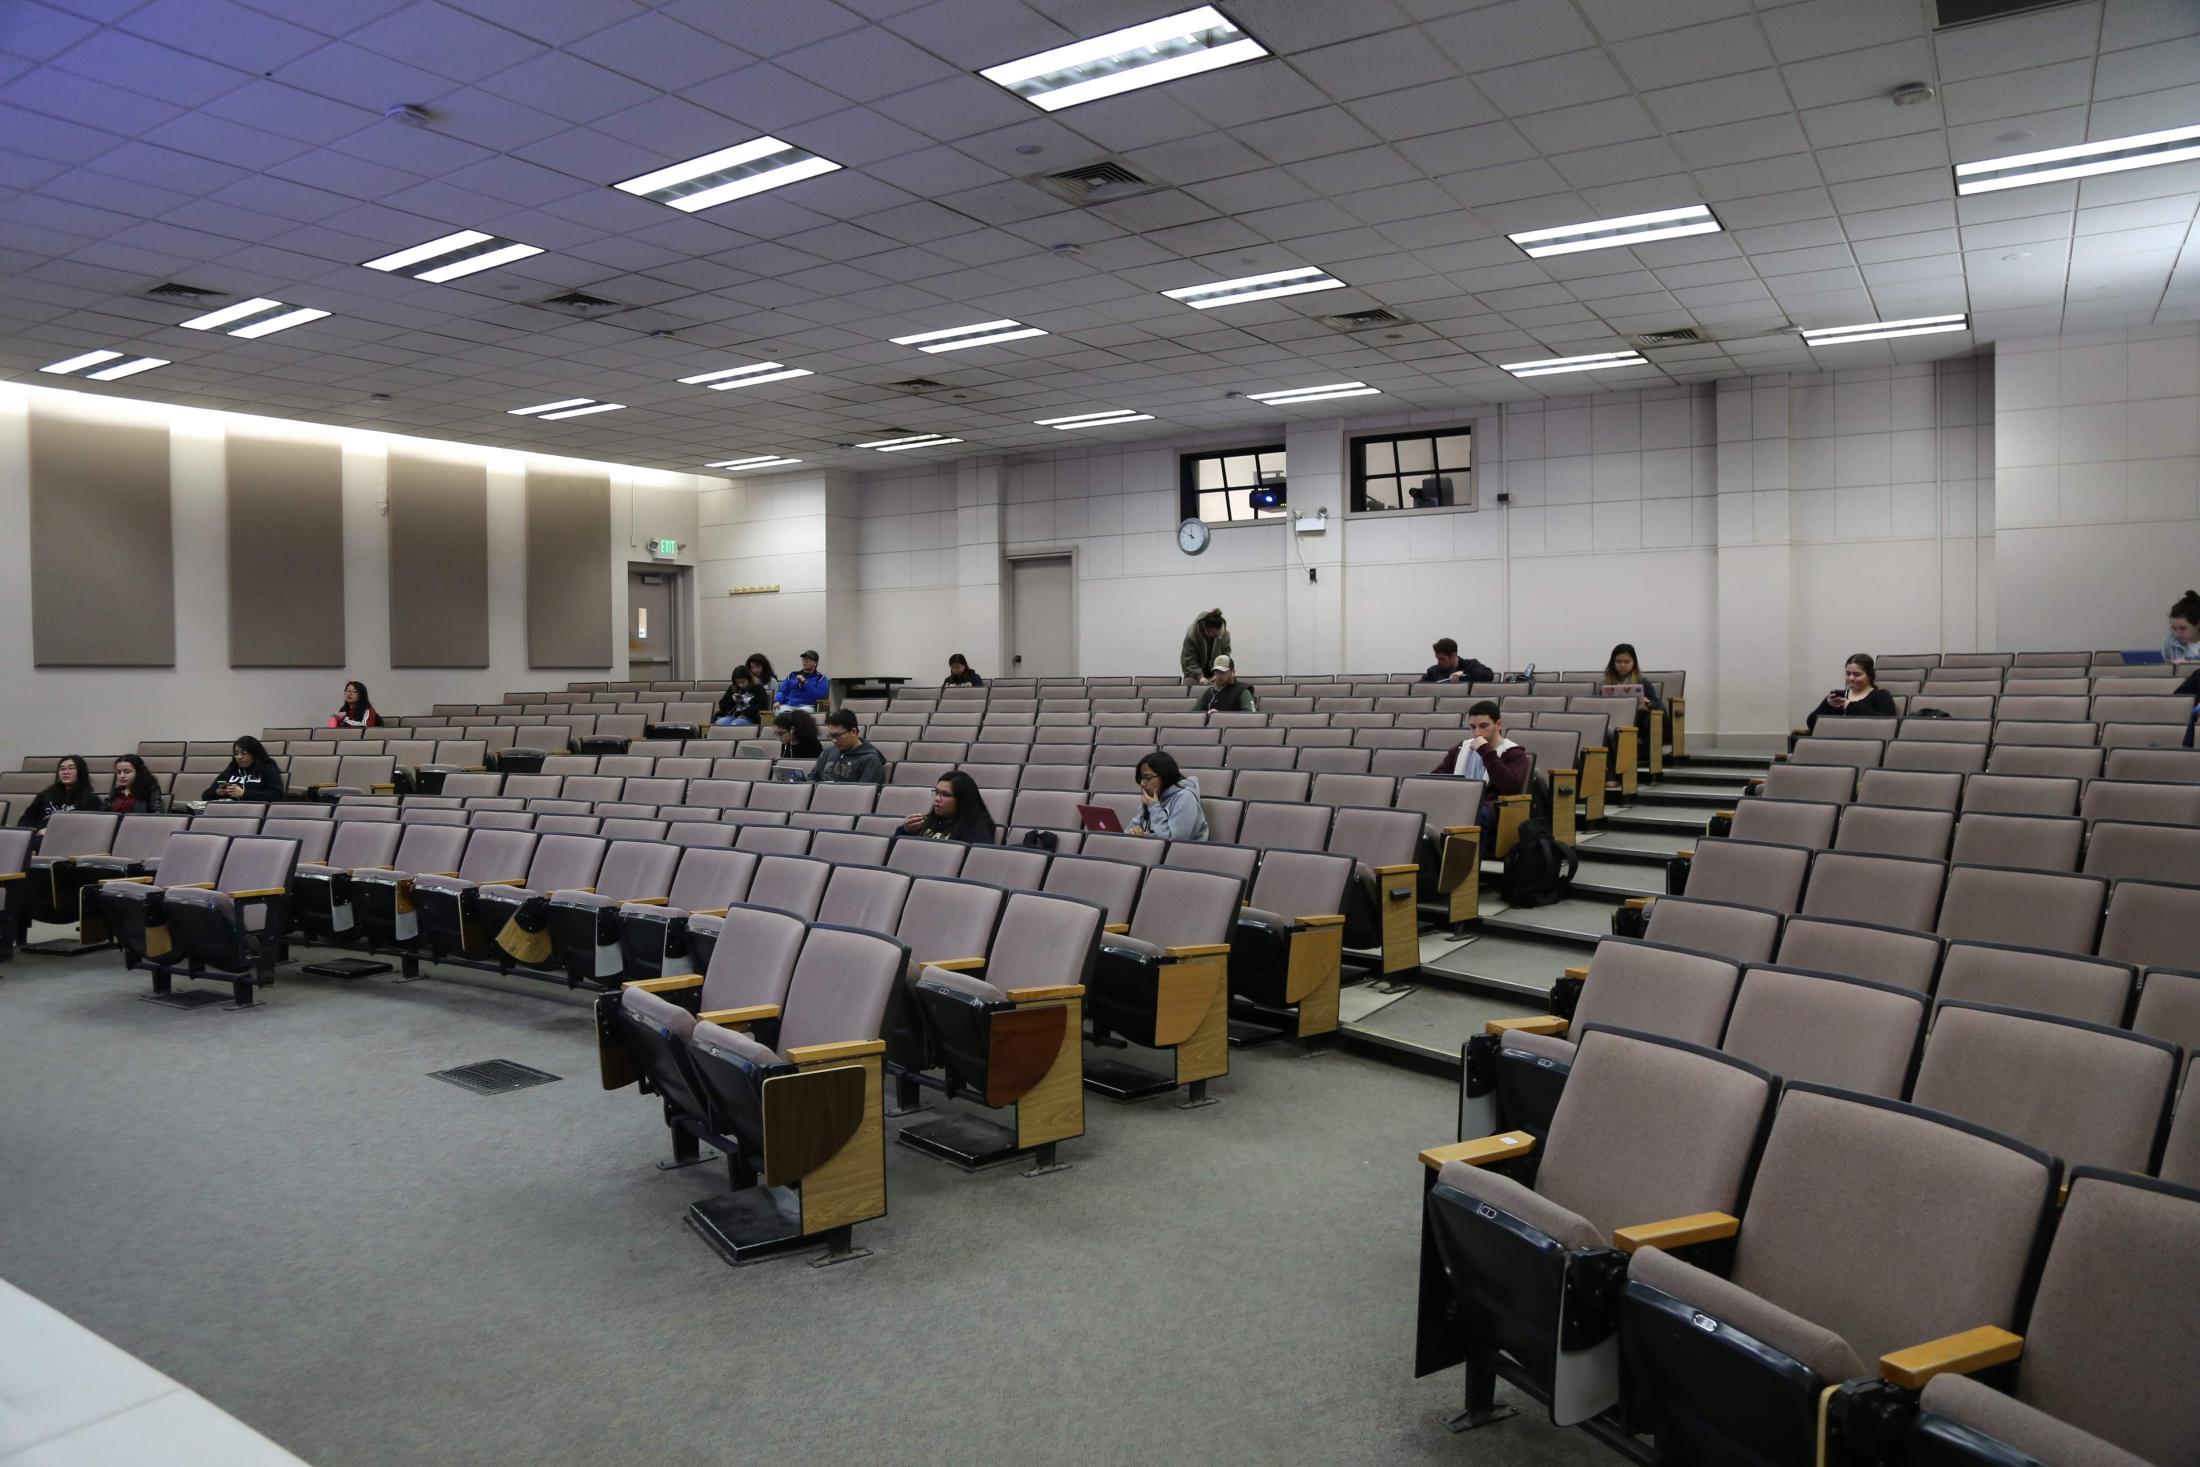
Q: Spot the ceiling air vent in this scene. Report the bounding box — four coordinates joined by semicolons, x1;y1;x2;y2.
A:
1030;157;1163;205
533;290;625;318
1934;0;2084;26
1628;327;1706;348
1319;308;1407;332
886;377;952;395
144;282;224;302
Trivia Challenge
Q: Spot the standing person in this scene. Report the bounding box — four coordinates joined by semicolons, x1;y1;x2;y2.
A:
329;681;380;728
1180;609;1231;683
1421;637;1495;684
943;653;984;689
810;710;885;785
1195;655;1258;712
777;650;830;710
107;755;165;815
714;668;767;726
1434;701;1530;837
1804;654;1899;730
16;755;102;831
773;709;824;760
202;736;285;802
900;772;997;844
2166;589;2200;663
1127;752;1208;841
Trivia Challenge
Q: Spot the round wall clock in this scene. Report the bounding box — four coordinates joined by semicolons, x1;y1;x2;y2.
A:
1177;518;1211;556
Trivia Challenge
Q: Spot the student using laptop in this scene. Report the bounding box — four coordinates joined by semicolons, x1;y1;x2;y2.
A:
1601;642;1663;711
1126;751;1207;842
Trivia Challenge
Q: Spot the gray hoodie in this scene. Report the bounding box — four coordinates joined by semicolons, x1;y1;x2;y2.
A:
1139;774;1208;842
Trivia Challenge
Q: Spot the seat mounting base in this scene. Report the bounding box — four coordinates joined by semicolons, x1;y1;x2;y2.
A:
897;1112;1036;1172
687;1186;859;1268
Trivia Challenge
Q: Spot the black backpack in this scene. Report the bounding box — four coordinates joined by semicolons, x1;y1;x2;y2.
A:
1501;818;1578;909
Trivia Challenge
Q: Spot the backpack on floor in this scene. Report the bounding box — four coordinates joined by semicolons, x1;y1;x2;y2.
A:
1501;818;1578;910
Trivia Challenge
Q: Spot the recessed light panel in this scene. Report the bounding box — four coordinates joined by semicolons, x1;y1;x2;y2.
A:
1246;381;1380;404
678;361;816;390
889;320;1048;353
615;137;841;213
858;434;964;452
1500;350;1650;378
1035;408;1155;428
1507;205;1722;258
1800;314;1968;345
1955;124;2200;194
980;6;1268;112
508;398;623;420
707;455;803;470
85;356;170;381
226;306;332;339
39;349;125;375
40;349;169;380
1162;265;1346;309
363;230;544;282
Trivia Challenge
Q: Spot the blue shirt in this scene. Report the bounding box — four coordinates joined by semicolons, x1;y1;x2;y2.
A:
778;670;830;707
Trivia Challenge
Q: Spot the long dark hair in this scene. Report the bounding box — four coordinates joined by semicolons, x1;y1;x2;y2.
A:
774;708;821;756
111;754;158;801
43;754;93;807
1602;643;1641;684
2172;589;2200;626
1845;653;1878;689
233;735;273;767
340;680;373;719
746;651;777;686
934;771;995;842
1137;750;1184;792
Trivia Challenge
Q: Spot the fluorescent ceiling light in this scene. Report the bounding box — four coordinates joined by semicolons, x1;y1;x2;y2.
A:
363;230;542;281
85;357;169;381
1035;408;1154;428
509;398;593;416
1508;204;1721;258
615;137;840;213
1800;314;1968;346
708;455;802;470
678;361;815;389
889;319;1047;353
537;402;624;420
227;306;331;339
1162;265;1345;309
39;349;124;374
1247;381;1380;404
1955;124;2200;195
1500;350;1649;378
178;297;284;331
980;6;1268;113
859;434;964;452
873;437;964;452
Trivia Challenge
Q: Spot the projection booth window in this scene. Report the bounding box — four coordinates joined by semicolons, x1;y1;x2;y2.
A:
1178;445;1287;526
1352;428;1471;513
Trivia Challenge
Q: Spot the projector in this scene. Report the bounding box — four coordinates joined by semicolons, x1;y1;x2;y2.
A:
1249;483;1287;510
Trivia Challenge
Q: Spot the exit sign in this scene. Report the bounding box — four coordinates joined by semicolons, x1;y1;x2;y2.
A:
648;538;679;558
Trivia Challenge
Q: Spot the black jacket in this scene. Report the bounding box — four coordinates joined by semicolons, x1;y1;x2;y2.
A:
943;670;985;688
1196;680;1259;713
107;785;164;815
1422;657;1494;684
16;787;102;828
716;685;768;721
915;812;996;844
203;761;284;802
1804;686;1898;731
810;740;886;786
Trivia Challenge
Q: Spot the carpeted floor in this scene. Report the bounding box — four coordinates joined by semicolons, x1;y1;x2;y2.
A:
0;941;1610;1467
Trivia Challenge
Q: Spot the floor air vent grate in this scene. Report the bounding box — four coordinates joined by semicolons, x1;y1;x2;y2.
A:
429;1059;561;1095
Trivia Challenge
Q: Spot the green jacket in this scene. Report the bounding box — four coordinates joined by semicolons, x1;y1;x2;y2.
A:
1180;610;1231;680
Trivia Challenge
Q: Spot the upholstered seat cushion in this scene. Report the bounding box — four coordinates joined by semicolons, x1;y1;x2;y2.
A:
691;1018;783;1068
918;964;1007;1004
1919;1377;2150;1467
1435;1157;1602;1251
1503;1031;1578;1066
1628;1245;1864;1383
1100;934;1168;961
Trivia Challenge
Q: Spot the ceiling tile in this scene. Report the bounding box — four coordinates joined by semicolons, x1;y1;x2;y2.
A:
1472;48;1631;116
348;1;548;83
1423;0;1596;73
776;24;959;102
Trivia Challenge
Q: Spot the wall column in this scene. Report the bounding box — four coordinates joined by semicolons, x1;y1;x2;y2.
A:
1283;421;1345;674
1714;378;1795;740
955;459;1006;673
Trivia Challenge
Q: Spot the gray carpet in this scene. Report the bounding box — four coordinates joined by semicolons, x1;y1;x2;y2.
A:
0;941;1608;1467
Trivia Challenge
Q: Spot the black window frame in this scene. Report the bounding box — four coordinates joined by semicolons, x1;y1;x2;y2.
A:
1178;443;1289;527
1351;426;1472;514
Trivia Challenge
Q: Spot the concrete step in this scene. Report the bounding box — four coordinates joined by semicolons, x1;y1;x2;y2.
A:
1603;808;1713;834
1474;898;1612;950
1630;786;1742;808
1417;927;1590;1000
1338;981;1538;1065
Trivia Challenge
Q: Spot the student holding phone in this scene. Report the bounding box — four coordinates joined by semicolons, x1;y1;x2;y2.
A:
1804;653;1898;730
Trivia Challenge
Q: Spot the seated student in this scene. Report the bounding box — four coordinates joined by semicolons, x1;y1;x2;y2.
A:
203;736;284;803
329;680;380;729
942;653;984;689
713;668;767;726
1128;752;1207;841
16;755;102;832
773;709;823;761
107;755;165;815
1194;655;1258;713
1804;653;1899;730
777;651;830;710
2166;588;2200;664
1420;637;1495;684
1434;700;1529;809
1601;643;1663;710
900;772;997;844
810;710;885;785
1180;608;1230;684
744;652;778;698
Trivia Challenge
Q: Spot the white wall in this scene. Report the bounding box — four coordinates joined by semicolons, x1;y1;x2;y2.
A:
1994;323;2200;652
0;381;707;754
694;467;853;683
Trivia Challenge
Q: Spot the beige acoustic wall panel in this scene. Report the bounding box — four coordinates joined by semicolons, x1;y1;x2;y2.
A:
525;468;612;668
226;432;345;666
387;452;489;668
28;401;175;666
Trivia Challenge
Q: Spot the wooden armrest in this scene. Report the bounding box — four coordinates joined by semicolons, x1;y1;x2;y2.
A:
230;887;288;900
1419;1131;1536;1170
1624;897;1652;909
1296;913;1346;927
169;882;215;890
622;896;668;906
1793;727;1810;736
1497;793;1529;806
371;784;397;794
1165;943;1234;959
100;875;156;886
1714;810;1734;821
0;872;23;883
1563;966;1588;980
785;1038;887;1065
1103;923;1130;934
1004;984;1084;1002
1612;1211;1739;1254
1373;862;1419;876
690;908;728;918
1880;1327;2024;1390
697;1003;780;1026
623;974;703;993
926;957;988;973
1440;824;1480;837
1676;848;1694;861
1553;767;1579;779
479;877;527;886
1485;1015;1569;1037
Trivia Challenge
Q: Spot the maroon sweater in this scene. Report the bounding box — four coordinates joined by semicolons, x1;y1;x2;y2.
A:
1432;738;1529;795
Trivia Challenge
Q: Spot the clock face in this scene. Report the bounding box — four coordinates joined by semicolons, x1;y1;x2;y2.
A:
1177;518;1211;555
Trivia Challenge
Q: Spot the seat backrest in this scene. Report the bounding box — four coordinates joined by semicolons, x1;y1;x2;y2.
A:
589;840;679;902
1684;839;1812;914
1728;799;1839;850
214;835;299;894
1232;770;1312;803
1727;1086;2055;1368
894;877;1005;973
327;820;403;869
2130;966;2200;1063
1161;840;1260;890
774;925;908;1053
1913;1002;2178;1176
734;825;811;857
2098;878;2200;969
959;844;1051;889
437;772;503;799
259;818;333;864
1791;738;1882;772
1935;941;2136;1028
111;814;191;862
1721;965;1927;1098
2103;748;2200;785
1037;854;1145;927
1246;848;1354;919
153;832;231;887
1855;768;1962;811
1814;716;1899;743
534;814;602;836
744;854;831;920
1573;938;1744;1049
1936;865;2107;954
2082;781;2200;832
696;903;808;1011
1773;915;1942;992
1531;1028;1775;1240
36;812;118;859
1641;897;1783;965
1759;762;1858;803
664;847;756;911
817;864;913;933
1833;803;1954;860
391;824;470;875
1009;789;1084;831
1988;743;2103;782
2084;820;2200;886
1325;806;1423;875
1117;865;1240;948
1799;850;1946;931
1236;800;1332;852
1949;812;2085;872
1961;774;2080;817
455;829;538;883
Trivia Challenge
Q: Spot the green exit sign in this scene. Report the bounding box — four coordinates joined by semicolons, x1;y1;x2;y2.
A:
648;538;679;557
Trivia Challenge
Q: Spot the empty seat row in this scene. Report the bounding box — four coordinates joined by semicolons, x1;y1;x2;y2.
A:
1705;799;2200;881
